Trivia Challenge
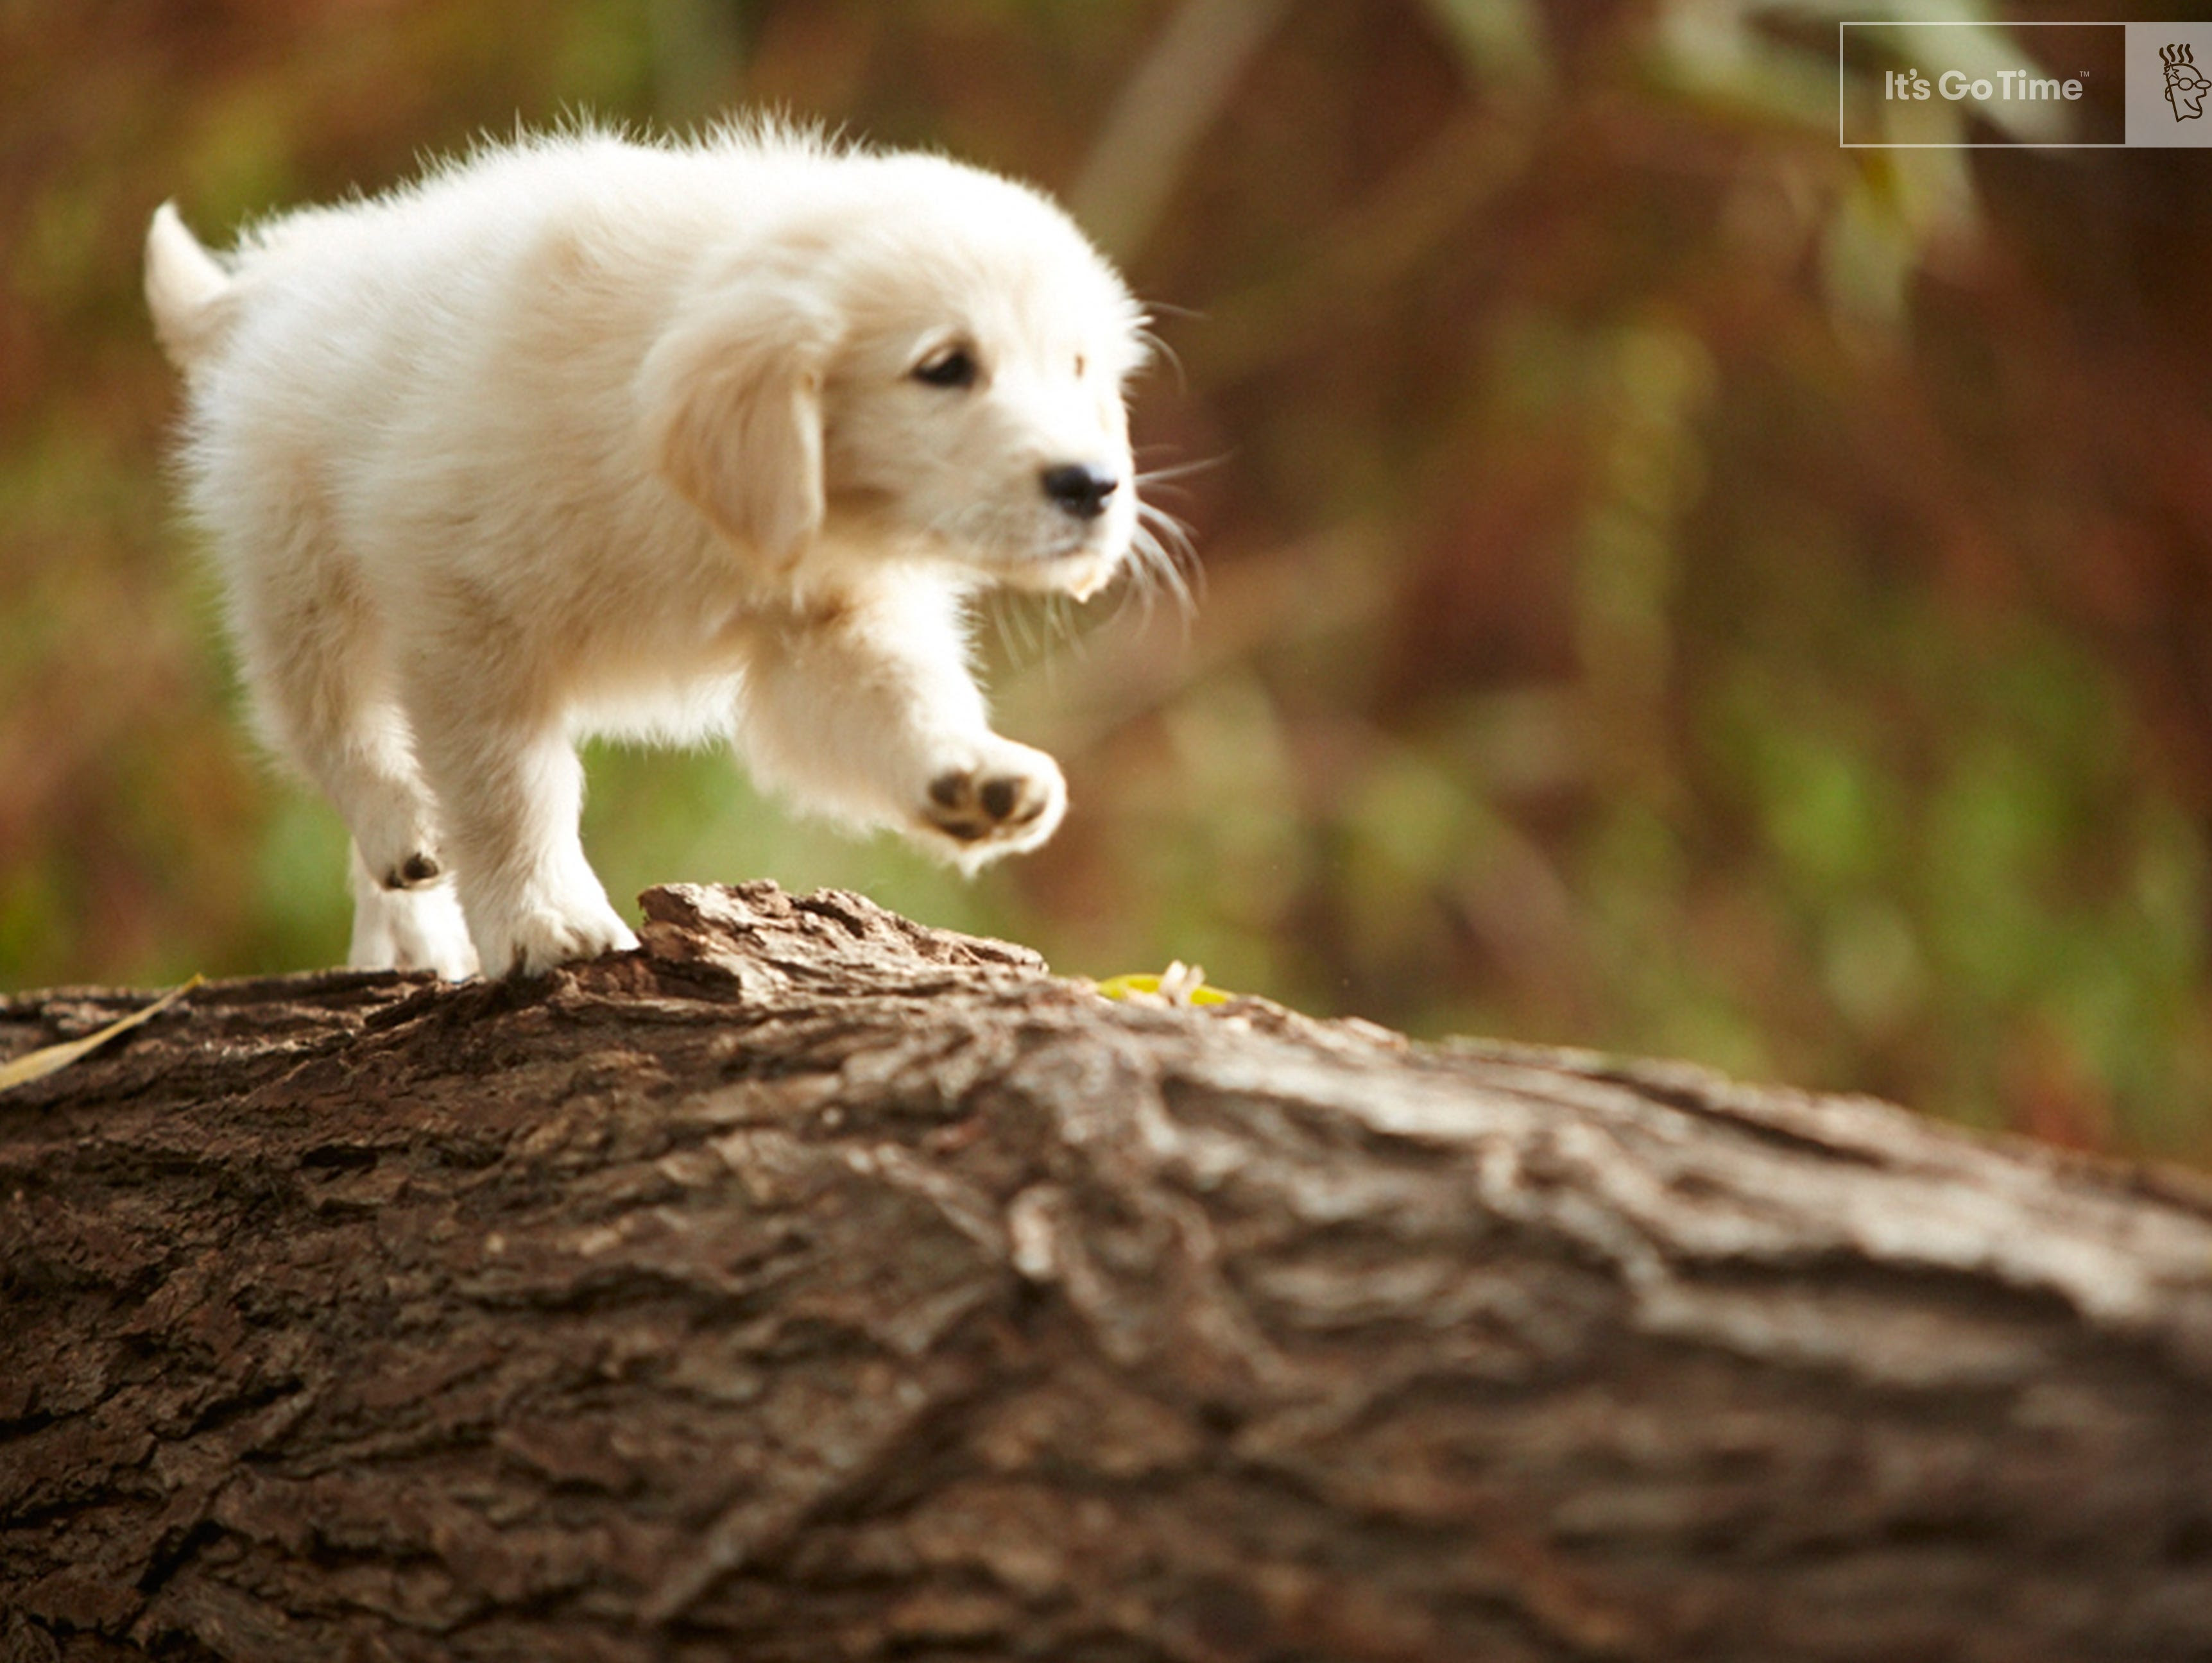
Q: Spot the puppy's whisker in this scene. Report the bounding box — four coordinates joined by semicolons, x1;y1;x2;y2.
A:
1044;592;1085;661
982;591;1028;666
1136;325;1187;394
1132;500;1201;611
1134;454;1226;485
1118;514;1197;638
1136;502;1197;568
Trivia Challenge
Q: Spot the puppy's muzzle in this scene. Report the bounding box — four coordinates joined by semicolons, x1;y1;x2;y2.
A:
1041;462;1119;521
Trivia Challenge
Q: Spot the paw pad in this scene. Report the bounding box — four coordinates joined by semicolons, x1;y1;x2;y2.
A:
384;851;442;889
925;769;1052;843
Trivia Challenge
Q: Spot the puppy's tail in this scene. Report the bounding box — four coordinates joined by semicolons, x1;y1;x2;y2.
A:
144;201;235;372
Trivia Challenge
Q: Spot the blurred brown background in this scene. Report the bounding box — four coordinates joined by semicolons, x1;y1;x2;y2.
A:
4;0;2210;1163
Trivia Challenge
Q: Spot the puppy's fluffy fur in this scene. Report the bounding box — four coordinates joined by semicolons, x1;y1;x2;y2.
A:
147;124;1154;978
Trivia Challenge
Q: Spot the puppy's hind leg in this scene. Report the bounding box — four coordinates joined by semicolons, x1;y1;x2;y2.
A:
347;841;480;979
230;550;463;972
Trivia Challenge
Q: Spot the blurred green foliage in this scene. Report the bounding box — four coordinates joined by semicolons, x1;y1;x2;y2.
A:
5;0;2211;1164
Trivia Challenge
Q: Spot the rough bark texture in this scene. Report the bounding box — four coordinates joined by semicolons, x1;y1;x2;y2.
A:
4;882;2212;1662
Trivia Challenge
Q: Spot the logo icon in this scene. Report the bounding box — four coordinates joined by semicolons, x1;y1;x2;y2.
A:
2162;43;2210;121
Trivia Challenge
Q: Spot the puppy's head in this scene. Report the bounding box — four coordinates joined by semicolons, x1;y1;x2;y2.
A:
644;149;1148;599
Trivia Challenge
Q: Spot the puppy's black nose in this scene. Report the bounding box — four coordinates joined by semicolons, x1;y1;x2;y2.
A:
1041;463;1119;520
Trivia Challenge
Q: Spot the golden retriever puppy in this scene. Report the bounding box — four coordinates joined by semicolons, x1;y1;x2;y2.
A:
147;124;1160;978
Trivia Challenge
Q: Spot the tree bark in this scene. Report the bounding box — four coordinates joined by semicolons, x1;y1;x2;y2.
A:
4;881;2211;1662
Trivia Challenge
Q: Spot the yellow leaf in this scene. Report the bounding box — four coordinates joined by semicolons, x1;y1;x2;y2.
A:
1095;963;1233;1007
0;976;205;1093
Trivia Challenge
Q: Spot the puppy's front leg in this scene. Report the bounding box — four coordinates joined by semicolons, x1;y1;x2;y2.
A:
737;584;1065;866
406;677;639;976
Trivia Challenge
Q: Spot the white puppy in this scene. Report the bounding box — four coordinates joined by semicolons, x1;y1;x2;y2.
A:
146;124;1158;978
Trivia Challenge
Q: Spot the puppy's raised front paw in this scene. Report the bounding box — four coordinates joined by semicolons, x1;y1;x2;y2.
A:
920;740;1067;864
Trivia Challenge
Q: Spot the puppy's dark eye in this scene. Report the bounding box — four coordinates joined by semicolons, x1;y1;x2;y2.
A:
913;346;979;389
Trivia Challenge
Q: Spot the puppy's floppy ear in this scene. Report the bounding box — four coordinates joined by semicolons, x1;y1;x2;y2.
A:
638;275;836;565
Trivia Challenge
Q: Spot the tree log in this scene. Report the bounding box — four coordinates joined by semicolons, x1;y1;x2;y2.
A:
4;881;2211;1661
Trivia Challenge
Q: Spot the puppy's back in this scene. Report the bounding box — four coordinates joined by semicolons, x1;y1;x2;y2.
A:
162;139;733;545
